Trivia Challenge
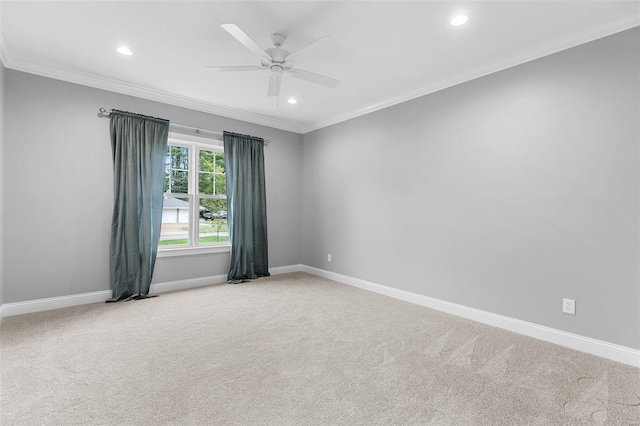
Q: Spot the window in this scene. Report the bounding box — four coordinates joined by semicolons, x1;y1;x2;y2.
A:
159;135;228;251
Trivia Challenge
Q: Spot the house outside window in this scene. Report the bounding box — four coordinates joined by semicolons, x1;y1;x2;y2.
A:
159;134;228;252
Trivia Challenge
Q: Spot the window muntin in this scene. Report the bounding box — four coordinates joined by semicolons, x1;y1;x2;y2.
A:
160;139;227;249
159;197;190;246
165;146;189;194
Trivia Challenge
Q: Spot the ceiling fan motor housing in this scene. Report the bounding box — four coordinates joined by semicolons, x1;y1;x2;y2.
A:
271;33;287;47
267;33;291;65
266;48;290;64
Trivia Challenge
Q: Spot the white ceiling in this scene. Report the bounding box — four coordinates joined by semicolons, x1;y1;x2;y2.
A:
1;1;638;133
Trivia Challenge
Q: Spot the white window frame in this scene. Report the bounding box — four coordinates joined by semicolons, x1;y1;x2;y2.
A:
157;132;230;257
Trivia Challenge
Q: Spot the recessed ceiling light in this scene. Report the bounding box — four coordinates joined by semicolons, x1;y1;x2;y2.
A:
287;98;298;104
450;14;469;27
117;46;133;56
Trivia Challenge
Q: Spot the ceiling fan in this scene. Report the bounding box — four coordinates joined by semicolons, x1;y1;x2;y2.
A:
207;24;340;98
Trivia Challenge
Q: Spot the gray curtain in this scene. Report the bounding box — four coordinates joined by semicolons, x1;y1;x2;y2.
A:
224;131;270;283
109;110;169;301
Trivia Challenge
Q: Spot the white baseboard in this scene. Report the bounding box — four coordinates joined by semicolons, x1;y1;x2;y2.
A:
0;265;301;320
270;264;304;275
2;264;637;367
300;265;640;368
0;274;229;318
1;289;112;317
150;274;227;294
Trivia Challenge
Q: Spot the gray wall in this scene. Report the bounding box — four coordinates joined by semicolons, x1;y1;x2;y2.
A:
301;28;639;349
3;71;303;303
0;62;5;309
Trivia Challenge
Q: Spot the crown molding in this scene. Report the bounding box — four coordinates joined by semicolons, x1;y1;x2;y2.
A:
301;10;640;134
4;56;305;134
2;9;638;135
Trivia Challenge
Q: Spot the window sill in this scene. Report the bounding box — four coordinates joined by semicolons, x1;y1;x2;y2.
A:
157;244;231;258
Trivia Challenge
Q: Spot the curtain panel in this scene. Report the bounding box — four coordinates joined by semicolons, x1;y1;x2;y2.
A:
109;110;169;301
223;131;270;283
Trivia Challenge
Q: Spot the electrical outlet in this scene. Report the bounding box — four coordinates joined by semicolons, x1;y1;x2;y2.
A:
327;254;332;262
563;298;575;315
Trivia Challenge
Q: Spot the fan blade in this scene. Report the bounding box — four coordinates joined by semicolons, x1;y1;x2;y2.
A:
286;36;336;61
206;66;265;72
221;24;270;60
267;73;282;97
289;69;340;88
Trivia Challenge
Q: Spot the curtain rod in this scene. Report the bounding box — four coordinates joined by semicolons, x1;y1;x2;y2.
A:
98;108;270;146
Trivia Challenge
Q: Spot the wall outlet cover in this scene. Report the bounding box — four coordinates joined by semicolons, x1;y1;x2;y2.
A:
563;298;576;315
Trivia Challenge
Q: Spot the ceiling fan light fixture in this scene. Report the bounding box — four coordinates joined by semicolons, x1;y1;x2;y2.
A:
116;46;133;56
287;98;298;104
450;14;469;26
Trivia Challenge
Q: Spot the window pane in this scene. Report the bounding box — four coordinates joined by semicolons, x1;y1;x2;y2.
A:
164;145;189;194
160;197;190;246
198;198;228;244
169;146;189;169
198;172;214;195
215;152;225;173
215;152;225;195
199;150;214;173
168;171;189;194
214;172;226;195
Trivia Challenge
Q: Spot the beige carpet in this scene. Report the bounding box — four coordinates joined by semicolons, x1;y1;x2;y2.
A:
1;272;638;425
